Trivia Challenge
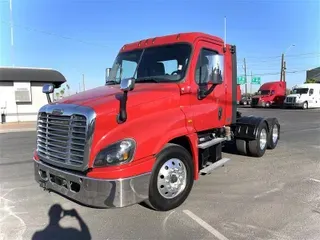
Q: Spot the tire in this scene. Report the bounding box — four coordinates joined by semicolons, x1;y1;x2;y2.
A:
265;102;270;107
302;101;308;110
248;122;268;157
267;120;280;149
148;143;194;211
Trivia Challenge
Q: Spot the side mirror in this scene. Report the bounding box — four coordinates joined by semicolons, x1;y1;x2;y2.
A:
120;78;135;92
42;84;54;94
42;84;55;103
105;67;111;82
211;70;223;85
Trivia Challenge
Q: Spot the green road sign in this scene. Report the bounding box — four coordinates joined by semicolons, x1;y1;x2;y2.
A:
237;76;246;85
251;76;261;85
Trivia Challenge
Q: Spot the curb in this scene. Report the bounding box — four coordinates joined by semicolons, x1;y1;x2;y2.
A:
0;128;36;134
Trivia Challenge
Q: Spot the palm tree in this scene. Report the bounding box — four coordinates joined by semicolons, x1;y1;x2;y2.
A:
60;88;65;98
66;84;70;96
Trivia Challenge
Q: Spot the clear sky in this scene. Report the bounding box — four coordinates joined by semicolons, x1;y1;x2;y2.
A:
0;0;319;94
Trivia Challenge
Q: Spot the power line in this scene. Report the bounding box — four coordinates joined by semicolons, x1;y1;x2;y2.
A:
0;20;110;48
238;52;320;61
238;68;315;77
238;54;320;65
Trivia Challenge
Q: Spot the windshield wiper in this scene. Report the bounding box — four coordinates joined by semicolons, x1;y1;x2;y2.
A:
106;80;119;85
135;77;162;83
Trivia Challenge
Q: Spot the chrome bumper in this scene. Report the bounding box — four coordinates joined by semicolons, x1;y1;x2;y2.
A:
34;160;151;208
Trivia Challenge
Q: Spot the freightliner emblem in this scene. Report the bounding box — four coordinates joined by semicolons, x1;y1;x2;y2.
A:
52;109;64;115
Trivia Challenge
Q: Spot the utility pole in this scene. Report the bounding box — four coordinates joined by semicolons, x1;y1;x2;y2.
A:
280;53;284;82
243;58;247;95
283;61;286;82
250;71;253;94
82;74;85;91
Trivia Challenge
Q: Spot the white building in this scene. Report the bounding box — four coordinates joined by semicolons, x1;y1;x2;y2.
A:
0;67;66;123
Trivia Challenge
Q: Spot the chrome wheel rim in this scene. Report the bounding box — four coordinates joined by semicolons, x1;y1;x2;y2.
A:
260;129;267;150
272;125;279;143
157;158;187;199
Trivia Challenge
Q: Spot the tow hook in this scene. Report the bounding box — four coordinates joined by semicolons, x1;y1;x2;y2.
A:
39;181;50;193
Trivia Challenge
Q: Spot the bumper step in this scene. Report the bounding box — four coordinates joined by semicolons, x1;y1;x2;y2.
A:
198;137;225;149
200;158;230;175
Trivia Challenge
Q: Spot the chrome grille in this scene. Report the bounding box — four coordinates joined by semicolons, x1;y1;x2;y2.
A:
252;98;259;105
286;97;296;103
37;112;88;167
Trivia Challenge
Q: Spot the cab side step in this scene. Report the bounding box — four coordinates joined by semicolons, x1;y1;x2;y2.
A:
200;158;230;175
198;137;225;149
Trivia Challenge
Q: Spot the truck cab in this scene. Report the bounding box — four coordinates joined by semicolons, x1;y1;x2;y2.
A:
32;32;280;211
284;83;320;109
251;81;286;107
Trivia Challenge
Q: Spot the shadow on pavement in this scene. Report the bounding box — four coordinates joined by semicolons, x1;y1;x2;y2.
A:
32;204;91;240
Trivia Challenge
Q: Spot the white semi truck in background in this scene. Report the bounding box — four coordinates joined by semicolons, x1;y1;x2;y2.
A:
284;83;320;109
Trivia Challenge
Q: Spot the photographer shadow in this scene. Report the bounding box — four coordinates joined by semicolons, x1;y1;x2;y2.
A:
32;204;91;240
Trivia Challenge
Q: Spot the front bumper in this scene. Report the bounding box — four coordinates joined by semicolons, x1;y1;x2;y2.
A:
284;102;304;108
34;160;151;208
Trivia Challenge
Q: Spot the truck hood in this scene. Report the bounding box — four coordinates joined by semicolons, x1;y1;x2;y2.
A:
56;83;180;113
286;94;305;98
252;95;270;99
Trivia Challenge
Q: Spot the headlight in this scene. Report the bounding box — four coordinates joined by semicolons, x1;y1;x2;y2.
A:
94;139;136;167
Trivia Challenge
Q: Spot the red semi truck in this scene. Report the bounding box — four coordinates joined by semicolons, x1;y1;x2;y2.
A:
251;81;286;107
32;32;280;211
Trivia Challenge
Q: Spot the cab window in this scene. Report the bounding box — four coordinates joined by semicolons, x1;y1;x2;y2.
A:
195;49;224;84
309;89;314;95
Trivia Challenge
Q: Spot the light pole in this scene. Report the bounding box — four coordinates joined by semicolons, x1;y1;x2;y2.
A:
280;44;295;82
9;0;14;66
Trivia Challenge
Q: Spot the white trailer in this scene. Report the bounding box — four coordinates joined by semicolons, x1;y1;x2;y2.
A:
284;83;320;109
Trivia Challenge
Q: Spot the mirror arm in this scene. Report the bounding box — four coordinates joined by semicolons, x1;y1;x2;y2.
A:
117;91;128;124
46;93;52;104
198;83;216;100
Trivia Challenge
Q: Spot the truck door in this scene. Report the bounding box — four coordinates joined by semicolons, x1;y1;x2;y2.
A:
188;40;226;132
309;88;315;107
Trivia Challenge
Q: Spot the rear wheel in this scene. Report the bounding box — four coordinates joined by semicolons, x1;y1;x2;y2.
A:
248;122;268;157
148;143;194;211
267;121;280;149
265;102;270;107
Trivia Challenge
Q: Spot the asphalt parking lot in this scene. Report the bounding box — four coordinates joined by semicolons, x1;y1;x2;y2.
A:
1;108;320;240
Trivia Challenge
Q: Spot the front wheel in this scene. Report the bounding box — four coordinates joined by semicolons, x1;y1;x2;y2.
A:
148;143;194;211
302;101;308;110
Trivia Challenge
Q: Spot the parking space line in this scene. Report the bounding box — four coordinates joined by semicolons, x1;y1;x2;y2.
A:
183;209;229;240
309;178;320;183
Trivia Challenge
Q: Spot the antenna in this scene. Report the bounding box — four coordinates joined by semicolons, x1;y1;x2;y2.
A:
224;16;227;48
9;0;14;66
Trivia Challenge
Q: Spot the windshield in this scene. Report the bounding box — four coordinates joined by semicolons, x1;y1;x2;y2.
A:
107;43;192;84
258;90;270;95
292;88;309;94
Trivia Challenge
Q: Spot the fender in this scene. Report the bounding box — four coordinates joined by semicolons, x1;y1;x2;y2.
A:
233;115;279;140
90;104;189;175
